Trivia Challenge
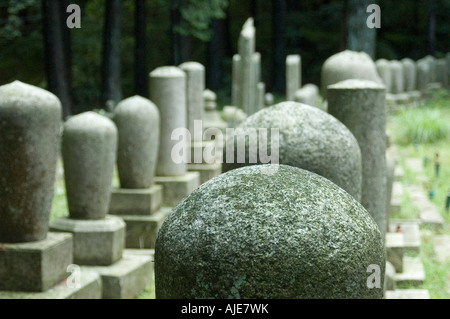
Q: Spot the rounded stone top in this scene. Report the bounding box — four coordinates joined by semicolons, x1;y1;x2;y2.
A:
114;95;158;114
203;89;217;102
0;80;61;110
328;79;386;90
390;60;402;68
64;111;117;133
401;57;414;64
222;101;362;200
321;50;382;97
286;55;300;63
179;61;205;71
150;66;186;78
155;164;385;299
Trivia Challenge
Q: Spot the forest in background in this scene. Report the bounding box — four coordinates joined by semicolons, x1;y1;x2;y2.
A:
0;0;448;117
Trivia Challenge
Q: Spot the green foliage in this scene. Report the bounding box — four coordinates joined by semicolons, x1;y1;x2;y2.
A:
394;107;450;146
168;0;228;41
0;0;39;40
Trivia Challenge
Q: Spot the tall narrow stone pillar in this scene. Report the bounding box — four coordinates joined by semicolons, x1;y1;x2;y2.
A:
286;54;301;101
238;18;256;115
328;79;387;240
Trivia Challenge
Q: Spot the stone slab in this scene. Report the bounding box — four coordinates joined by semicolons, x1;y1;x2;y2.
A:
394;165;405;181
187;162;222;185
83;253;153;299
124;248;155;261
0;232;73;292
433;235;450;263
386;232;405;272
117;207;172;249
109;184;163;215
50;215;126;266
384;289;430;299
154;172;200;207
419;206;444;229
394;256;426;286
390;181;403;215
0;269;102;299
388;220;421;253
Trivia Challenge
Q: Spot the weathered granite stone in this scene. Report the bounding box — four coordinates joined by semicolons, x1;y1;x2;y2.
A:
179;62;205;141
0;232;72;292
50;215;125;266
237;18;256;115
401;58;417;91
155;165;385;299
327;79;387;240
0;81;61;242
321;50;382;98
286;54;301;101
113;96;160;188
222;102;362;201
390;60;404;94
376;59;392;93
62;112;118;220
150;66;187;176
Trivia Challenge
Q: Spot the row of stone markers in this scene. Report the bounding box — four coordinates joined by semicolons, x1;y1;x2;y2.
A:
0;60;227;298
154;48;399;298
376;54;450;111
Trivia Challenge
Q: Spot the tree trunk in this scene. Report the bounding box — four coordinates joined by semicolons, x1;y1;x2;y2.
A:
170;7;192;65
347;0;377;59
340;0;348;51
428;0;436;54
101;0;122;108
272;0;287;93
207;18;227;91
42;0;73;119
135;0;148;97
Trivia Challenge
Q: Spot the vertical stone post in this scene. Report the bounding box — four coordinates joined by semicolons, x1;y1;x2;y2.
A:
286;54;301;101
401;58;417;92
232;54;241;107
179;62;205;142
238;18;256;115
328;79;387;240
150;66;187;176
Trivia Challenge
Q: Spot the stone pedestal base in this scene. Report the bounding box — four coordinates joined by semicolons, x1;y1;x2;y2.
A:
83;252;153;299
0;232;73;292
117;207;172;249
50;215;125;266
0;269;102;299
188;162;222;185
109;184;163;215
386;232;404;273
154;172;200;207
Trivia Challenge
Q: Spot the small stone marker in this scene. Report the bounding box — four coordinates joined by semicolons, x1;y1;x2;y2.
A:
390;60;404;94
328;79;387;240
0;81;61;242
376;59;392;93
150;66;187;176
286;54;301;101
321;50;382;98
401;58;417;91
155;165;385;299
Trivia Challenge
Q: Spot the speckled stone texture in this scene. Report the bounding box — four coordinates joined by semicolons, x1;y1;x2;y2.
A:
222;102;362;201
155;165;385;299
0;81;62;242
327;79;387;240
150;66;187;176
113;95;160;188
62;112;118;219
321;50;382;98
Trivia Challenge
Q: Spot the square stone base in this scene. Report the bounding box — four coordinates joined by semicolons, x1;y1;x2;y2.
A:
386;232;404;273
117;207;172;249
83;253;153;299
188;162;222;185
0;269;102;299
154;172;200;207
50;215;126;266
109;184;163;216
0;232;73;292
